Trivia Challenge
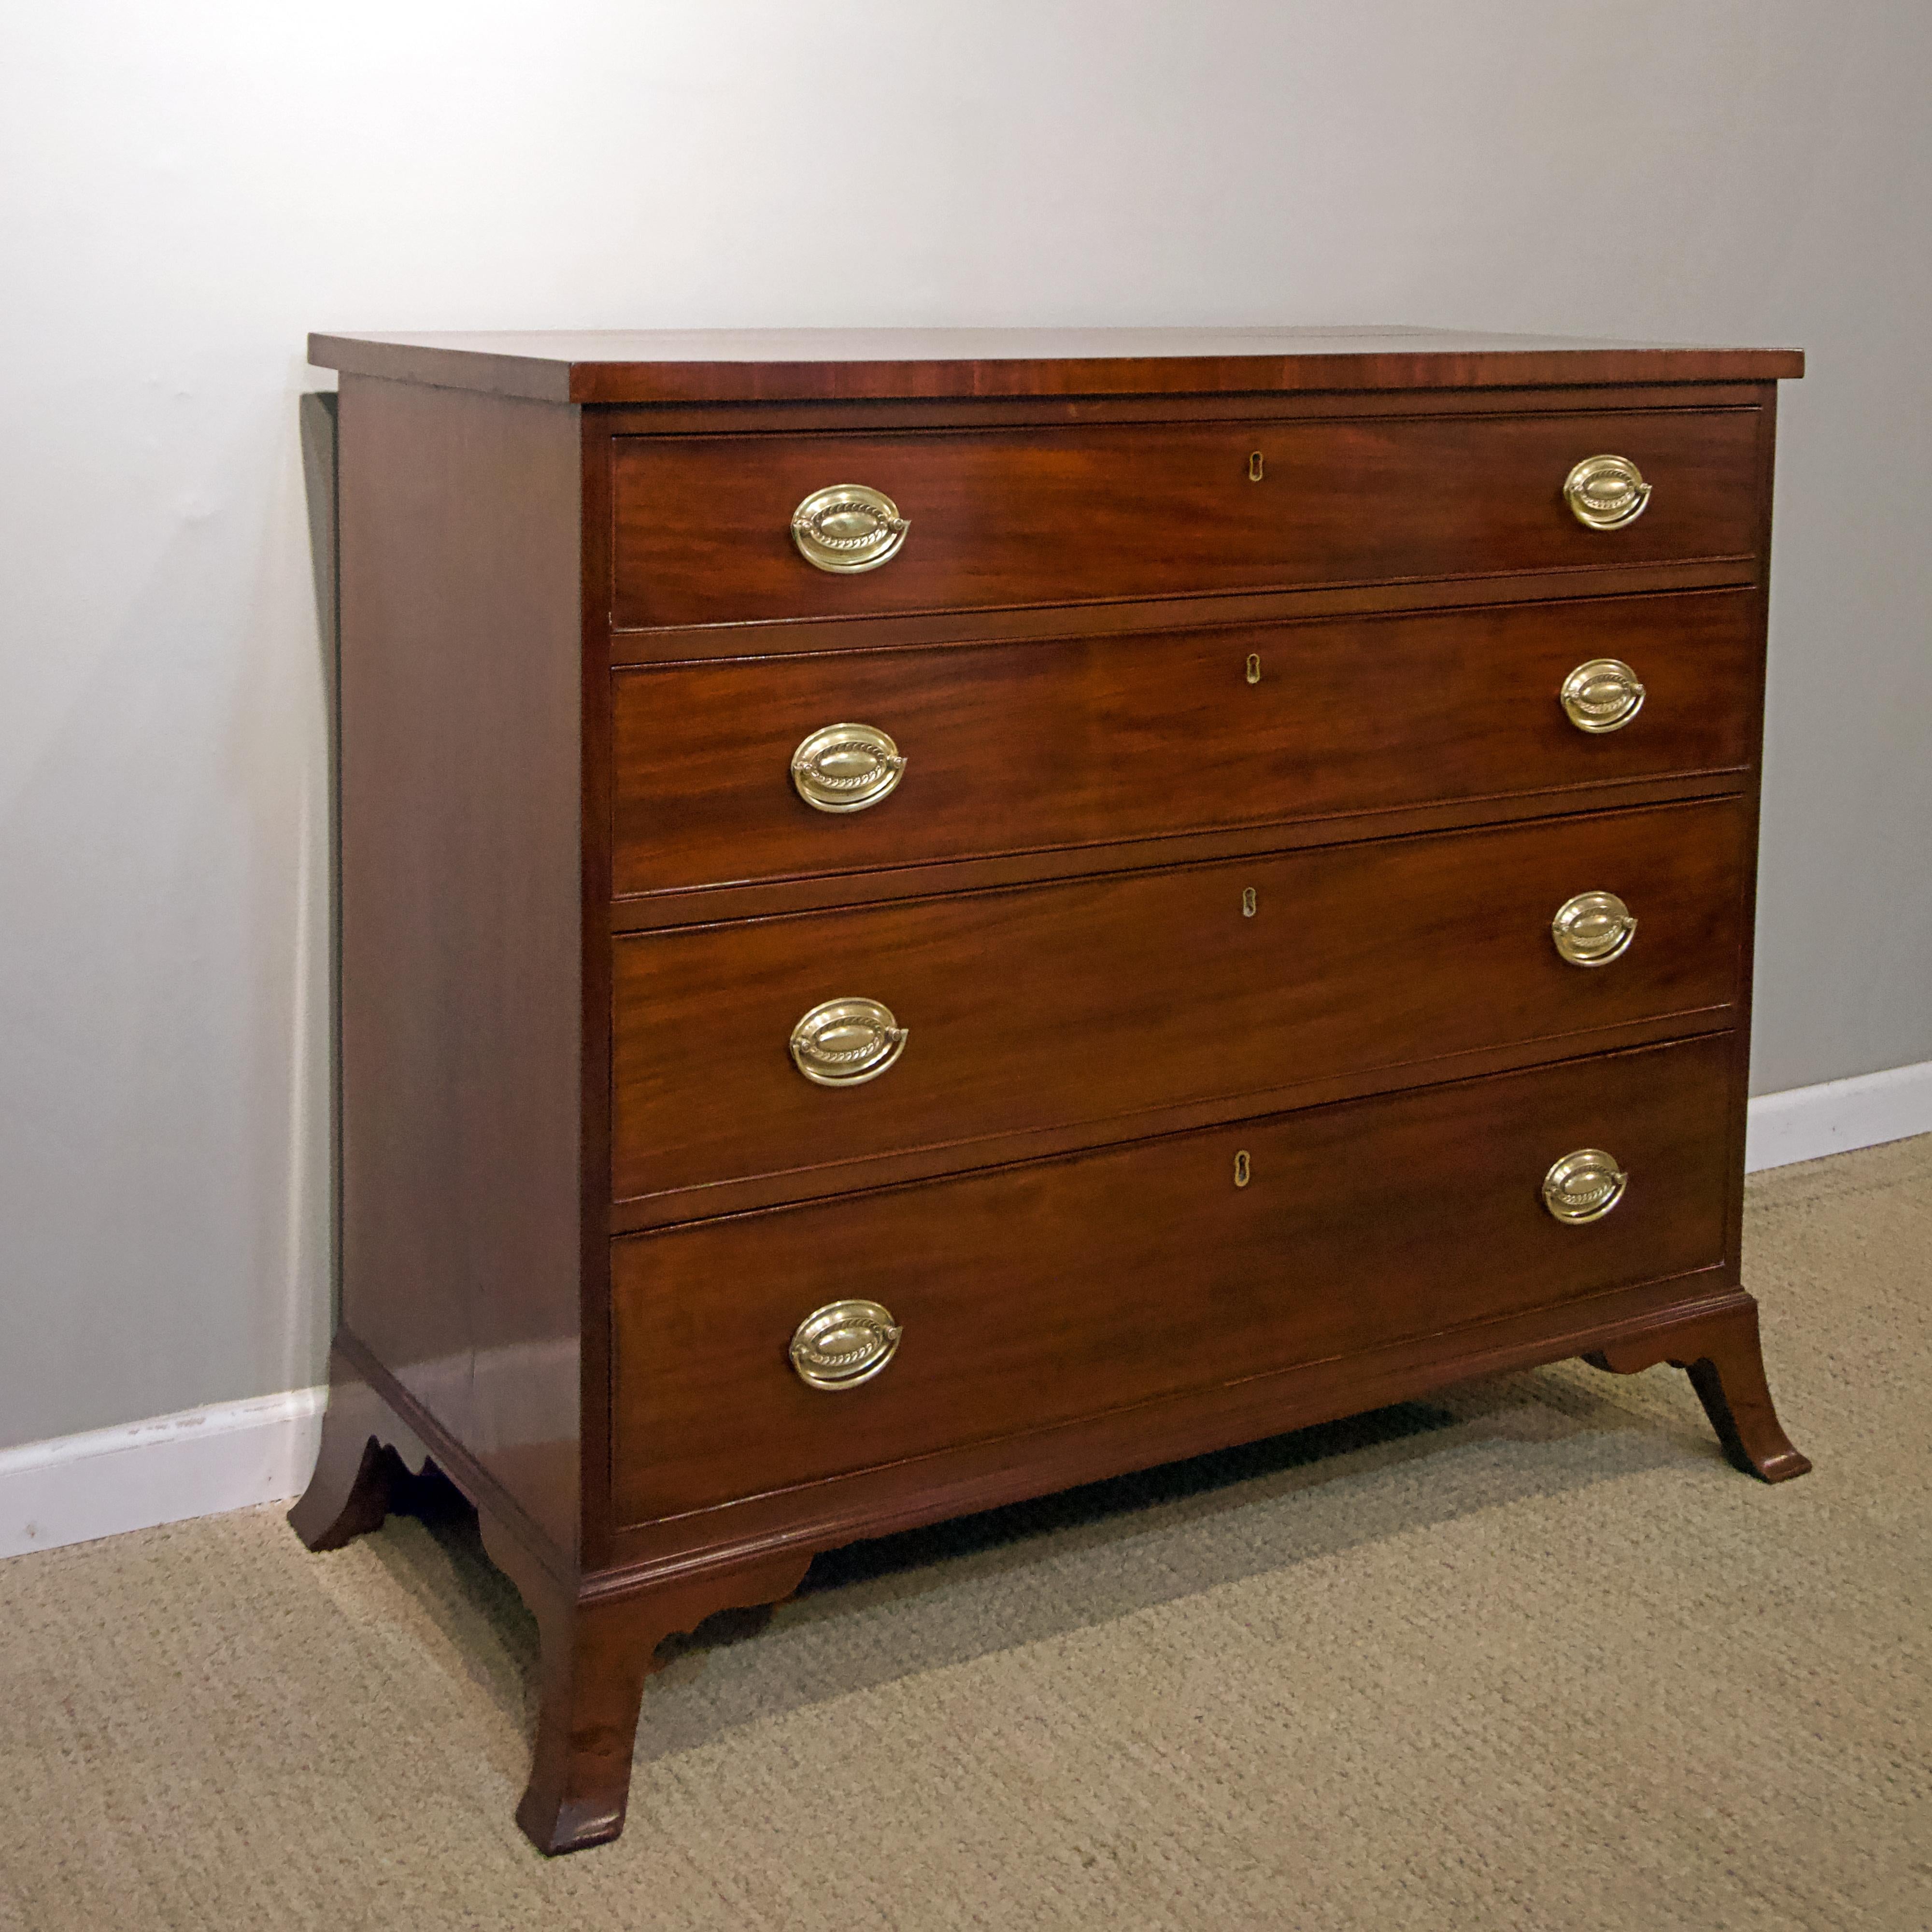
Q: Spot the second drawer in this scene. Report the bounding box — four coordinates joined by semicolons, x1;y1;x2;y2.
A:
612;589;1762;898
611;797;1748;1208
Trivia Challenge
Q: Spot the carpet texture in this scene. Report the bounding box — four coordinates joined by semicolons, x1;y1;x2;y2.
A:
3;1136;1928;1931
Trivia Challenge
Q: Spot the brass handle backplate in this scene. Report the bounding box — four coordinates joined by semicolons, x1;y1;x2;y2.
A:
791;484;909;574
1561;658;1647;733
792;723;908;814
789;1298;902;1391
1542;1149;1628;1224
1564;454;1652;531
1551;890;1637;967
789;996;908;1086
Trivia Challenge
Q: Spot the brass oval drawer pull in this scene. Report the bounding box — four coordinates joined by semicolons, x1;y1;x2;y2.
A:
791;723;908;814
1563;454;1652;531
789;996;908;1086
1542;1148;1629;1223
791;484;909;573
789;1298;902;1390
1551;890;1637;967
1560;657;1647;733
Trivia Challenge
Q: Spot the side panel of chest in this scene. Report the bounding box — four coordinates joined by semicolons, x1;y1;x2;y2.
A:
334;376;589;1559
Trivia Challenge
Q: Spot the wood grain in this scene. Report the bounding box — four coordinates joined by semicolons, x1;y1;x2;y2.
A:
334;374;585;1561
611;797;1750;1210
612;588;1760;898
611;1033;1734;1523
608;408;1762;629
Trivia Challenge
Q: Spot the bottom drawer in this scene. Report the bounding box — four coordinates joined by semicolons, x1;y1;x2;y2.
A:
611;1034;1734;1525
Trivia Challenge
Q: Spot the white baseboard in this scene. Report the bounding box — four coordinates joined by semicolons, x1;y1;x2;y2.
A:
0;1385;327;1561
3;1061;1927;1563
1745;1058;1932;1173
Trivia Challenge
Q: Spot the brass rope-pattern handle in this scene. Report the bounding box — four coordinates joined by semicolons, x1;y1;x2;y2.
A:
1551;891;1637;967
1560;658;1647;734
791;484;910;574
791;724;908;814
789;1299;902;1390
1564;455;1652;531
1542;1149;1628;1224
789;997;908;1087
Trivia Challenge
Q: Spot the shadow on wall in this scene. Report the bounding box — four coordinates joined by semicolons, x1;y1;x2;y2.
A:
298;391;341;1333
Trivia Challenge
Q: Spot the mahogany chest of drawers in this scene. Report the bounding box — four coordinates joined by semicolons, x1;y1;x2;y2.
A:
292;327;1809;1854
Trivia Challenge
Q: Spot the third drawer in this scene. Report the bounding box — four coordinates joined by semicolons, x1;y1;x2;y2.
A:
611;796;1748;1211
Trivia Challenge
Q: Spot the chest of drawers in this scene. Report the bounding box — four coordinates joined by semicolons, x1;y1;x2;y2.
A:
290;327;1809;1854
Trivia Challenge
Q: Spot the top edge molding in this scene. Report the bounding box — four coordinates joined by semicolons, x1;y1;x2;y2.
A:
308;327;1805;406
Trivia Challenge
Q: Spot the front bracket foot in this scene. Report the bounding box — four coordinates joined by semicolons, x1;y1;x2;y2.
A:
1586;1297;1812;1483
480;1517;815;1855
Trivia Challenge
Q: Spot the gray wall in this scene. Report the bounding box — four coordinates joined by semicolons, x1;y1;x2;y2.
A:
2;1;1927;1451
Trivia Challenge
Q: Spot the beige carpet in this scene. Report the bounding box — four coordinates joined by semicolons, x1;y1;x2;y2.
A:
3;1137;1929;1931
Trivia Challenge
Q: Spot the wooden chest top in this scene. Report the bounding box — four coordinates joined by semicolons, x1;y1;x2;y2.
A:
310;325;1802;402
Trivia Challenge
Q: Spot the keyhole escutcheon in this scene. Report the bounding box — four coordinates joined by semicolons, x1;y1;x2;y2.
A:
1248;451;1265;482
1242;887;1257;918
1245;653;1261;685
1234;1150;1251;1187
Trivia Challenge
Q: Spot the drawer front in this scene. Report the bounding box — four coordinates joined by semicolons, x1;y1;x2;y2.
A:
613;590;1760;897
611;798;1747;1207
612;1034;1734;1523
609;409;1762;631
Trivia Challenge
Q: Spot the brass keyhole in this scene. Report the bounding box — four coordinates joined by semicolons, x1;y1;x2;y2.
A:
1245;653;1261;685
1241;887;1257;918
1248;451;1264;482
1234;1150;1251;1187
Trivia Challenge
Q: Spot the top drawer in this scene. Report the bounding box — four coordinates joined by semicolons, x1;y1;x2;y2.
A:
609;407;1764;632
